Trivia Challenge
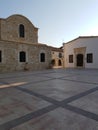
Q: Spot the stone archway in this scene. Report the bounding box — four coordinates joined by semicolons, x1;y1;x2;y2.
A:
76;54;83;67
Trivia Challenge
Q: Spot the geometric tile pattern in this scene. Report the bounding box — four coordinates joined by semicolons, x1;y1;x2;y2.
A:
0;69;98;130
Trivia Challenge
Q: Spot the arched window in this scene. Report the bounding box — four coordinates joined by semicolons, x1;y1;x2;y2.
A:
40;53;45;62
0;50;2;62
59;53;62;58
19;24;25;37
19;51;26;62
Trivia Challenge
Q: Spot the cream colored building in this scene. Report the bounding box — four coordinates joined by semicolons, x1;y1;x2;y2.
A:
63;36;98;69
0;14;52;72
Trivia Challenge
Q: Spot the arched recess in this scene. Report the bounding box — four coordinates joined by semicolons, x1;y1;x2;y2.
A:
19;51;26;62
40;53;45;62
76;54;83;67
51;59;56;66
19;24;25;37
58;59;62;66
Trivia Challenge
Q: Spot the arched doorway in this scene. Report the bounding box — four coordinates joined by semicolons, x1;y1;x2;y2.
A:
58;59;62;66
51;59;55;66
76;54;83;67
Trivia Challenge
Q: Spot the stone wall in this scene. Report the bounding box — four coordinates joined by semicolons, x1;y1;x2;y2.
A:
0;40;51;72
0;15;38;43
0;14;52;72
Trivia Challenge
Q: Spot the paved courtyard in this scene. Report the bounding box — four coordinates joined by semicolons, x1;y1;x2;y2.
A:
0;68;98;130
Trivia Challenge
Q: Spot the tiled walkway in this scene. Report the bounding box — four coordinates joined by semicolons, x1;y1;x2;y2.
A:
0;69;98;130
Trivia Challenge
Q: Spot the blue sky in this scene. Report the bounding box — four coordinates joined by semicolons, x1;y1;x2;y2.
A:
0;0;98;47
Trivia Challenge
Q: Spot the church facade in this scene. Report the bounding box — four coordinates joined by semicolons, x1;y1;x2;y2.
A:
0;14;52;72
63;36;98;69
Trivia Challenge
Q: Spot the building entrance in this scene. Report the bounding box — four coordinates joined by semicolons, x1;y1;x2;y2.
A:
77;54;83;67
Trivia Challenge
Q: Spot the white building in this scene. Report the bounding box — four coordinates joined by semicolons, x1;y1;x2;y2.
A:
63;36;98;69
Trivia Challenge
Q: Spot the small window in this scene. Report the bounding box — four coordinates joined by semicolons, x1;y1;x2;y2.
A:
40;53;45;62
69;55;73;63
0;51;2;62
19;24;25;37
19;51;26;62
87;53;93;63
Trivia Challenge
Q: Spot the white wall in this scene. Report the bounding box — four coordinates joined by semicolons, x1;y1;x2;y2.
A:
63;37;98;68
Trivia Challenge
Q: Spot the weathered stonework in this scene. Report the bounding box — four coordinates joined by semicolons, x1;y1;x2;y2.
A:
0;14;51;72
51;47;64;68
0;14;38;43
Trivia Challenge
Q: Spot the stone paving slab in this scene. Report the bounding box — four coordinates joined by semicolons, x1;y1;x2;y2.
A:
0;88;51;125
11;108;98;130
0;68;98;130
62;75;98;84
0;75;52;85
21;79;96;101
37;72;73;78
69;91;98;115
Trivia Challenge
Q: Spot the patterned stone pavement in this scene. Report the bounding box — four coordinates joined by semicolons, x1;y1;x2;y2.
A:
0;69;98;130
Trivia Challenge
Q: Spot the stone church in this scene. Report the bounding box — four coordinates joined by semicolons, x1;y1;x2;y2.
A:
0;14;52;72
